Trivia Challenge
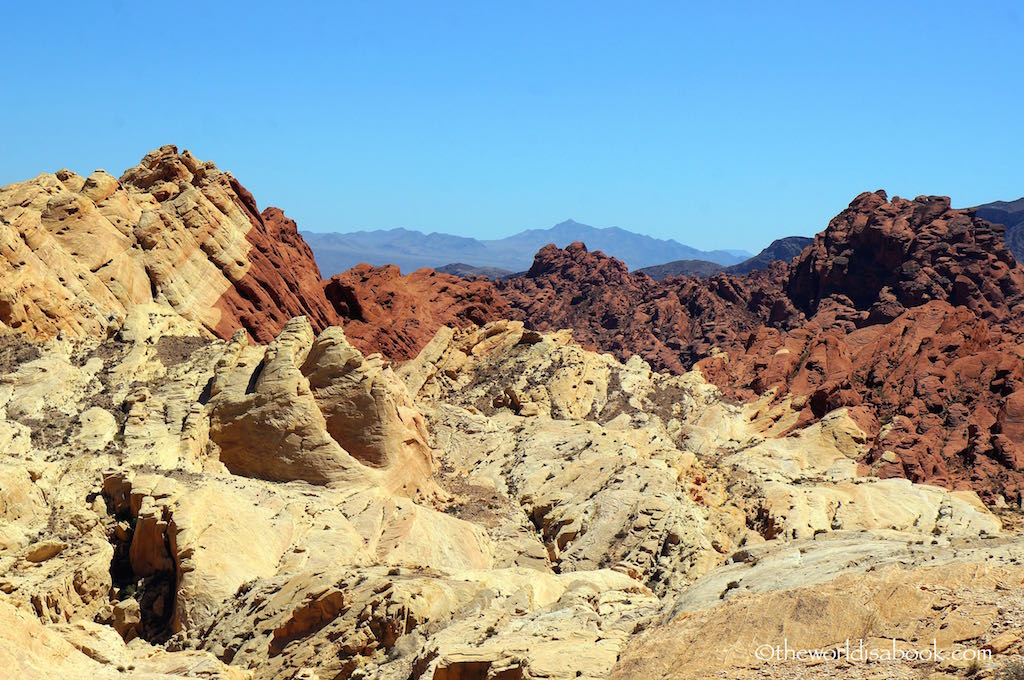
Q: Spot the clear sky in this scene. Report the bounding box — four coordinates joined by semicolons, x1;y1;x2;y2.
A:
2;1;1021;251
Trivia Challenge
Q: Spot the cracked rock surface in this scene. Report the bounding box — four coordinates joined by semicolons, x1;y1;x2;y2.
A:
0;310;1021;679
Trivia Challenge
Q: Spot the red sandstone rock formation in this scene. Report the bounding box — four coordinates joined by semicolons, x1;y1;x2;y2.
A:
494;193;1024;500
209;203;340;342
786;191;1024;325
496;242;792;373
697;301;1024;498
118;147;341;343
324;264;511;360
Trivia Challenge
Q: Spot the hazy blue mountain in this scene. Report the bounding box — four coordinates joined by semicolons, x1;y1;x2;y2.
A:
973;198;1024;261
726;236;813;274
436;263;515;279
636;260;725;280
480;220;749;271
302;228;491;276
636;235;814;279
302;219;751;277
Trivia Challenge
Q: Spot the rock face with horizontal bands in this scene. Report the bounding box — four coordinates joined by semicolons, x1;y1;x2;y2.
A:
0;145;339;343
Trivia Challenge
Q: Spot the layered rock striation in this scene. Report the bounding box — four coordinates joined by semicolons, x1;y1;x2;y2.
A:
0;145;338;343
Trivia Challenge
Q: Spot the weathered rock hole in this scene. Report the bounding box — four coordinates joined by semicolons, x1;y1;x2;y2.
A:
101;473;177;643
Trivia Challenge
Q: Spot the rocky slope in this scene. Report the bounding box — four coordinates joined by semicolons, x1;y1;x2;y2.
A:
2;307;1022;678
702;193;1024;501
496;241;789;374
0;146;339;343
3;149;1024;678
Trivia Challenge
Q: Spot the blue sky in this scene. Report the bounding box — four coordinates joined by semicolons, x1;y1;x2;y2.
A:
1;1;1020;251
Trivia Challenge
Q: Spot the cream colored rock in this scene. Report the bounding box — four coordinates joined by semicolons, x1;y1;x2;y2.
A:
171;479;296;632
0;317;1021;680
0;463;46;551
199;565;655;680
413;569;659;680
397;325;454;395
303;326;439;497
983;630;1021;654
0;346;99;421
112;598;141;641
2;533;113;625
98;468;490;644
0;146;260;340
209;319;439;496
208;317;374;486
0;597;114;679
612;540;1024;679
410;323;1003;597
0;598;247;679
76;407;117;450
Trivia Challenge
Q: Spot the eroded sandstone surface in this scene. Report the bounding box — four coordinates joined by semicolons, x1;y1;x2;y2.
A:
3;152;1024;678
325;264;511;360
0;146;338;343
1;309;1022;678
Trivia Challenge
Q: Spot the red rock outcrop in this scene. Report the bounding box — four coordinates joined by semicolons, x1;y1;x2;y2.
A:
494;194;1024;501
210;203;340;342
697;301;1024;498
786;191;1024;325
496;242;793;373
701;193;1024;498
324;264;510;360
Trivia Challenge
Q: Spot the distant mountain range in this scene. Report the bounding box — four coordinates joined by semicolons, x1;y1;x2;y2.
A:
306;200;1024;283
302;219;751;276
973;198;1024;260
637;236;815;280
436;263;515;279
635;259;726;279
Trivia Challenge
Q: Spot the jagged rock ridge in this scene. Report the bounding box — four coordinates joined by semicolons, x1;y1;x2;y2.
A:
495;192;1024;500
0;145;338;343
